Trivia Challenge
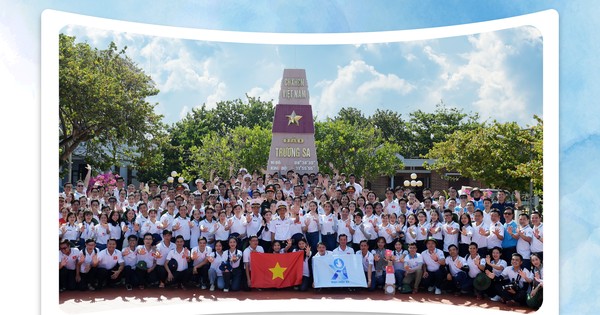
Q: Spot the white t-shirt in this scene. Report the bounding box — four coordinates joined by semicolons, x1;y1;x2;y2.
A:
121;246;138;268
166;247;190;272
134;245;156;269
487;221;505;249
191;246;213;267
356;251;374;272
242;246;265;269
97;248;124;269
445;255;468;277
516;225;534;259
421;248;445;272
471;221;489;249
59;248;80;270
530;223;543;253
332;245;355;255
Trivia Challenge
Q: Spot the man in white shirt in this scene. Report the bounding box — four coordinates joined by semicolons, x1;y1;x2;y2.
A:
515;213;534;270
530;212;543;261
488;253;533;306
59;239;80;292
165;235;191;289
356;240;375;291
402;242;423;294
243;235;265;291
487;209;505;252
444;244;470;296
441;209;460;255
421;238;446;295
95;238;124;290
333;234;354;255
191;236;212;289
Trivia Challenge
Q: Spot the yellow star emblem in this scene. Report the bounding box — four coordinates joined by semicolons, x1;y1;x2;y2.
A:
286;111;303;126
269;262;287;280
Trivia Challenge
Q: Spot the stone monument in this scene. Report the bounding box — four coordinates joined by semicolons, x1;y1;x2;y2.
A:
267;69;319;173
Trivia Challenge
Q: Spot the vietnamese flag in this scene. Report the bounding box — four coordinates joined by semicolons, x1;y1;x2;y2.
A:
250;251;303;288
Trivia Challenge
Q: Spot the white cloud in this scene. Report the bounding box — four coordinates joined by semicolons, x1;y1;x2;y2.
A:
424;31;536;123
247;78;281;103
314;60;414;119
179;105;189;119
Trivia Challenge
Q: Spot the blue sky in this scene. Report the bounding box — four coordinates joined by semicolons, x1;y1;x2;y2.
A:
61;24;542;126
3;1;600;315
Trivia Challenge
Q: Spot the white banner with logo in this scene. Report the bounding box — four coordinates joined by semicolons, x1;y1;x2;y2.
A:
312;255;367;288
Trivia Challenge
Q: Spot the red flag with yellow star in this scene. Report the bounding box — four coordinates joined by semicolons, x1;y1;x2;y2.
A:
250;251;304;288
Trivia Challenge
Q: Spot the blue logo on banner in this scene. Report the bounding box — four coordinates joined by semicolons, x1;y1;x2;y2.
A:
329;258;348;280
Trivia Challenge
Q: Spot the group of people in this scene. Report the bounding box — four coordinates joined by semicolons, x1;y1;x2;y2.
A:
58;167;543;309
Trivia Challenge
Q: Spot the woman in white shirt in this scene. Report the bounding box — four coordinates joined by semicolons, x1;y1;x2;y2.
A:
108;210;124;250
95;213;111;251
222;237;243;292
459;213;474;257
303;201;320;255
485;246;508;302
403;214;418;248
207;240;227;291
214;210;232;242
59;212;80;247
319;201;337;251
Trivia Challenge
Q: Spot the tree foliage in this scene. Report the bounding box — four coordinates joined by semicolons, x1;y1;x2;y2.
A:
59;34;164;171
315;119;403;181
424;116;543;194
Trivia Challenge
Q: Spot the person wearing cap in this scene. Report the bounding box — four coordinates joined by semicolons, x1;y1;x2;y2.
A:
121;234;139;290
346;174;363;196
421;237;446;295
345;185;357;201
456;193;469;215
95;238;125;290
470;188;485;211
492;190;522;224
147;180;159;196
165;235;192;290
59;239;81;292
271;201;293;249
155;229;175;288
260;184;276;214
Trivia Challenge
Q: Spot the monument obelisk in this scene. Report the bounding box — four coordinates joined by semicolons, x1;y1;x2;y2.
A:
267;69;319;174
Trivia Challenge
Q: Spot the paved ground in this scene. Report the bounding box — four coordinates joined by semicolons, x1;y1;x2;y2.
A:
58;286;535;315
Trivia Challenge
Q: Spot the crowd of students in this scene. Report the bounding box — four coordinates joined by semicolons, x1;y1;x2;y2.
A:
58;168;543;309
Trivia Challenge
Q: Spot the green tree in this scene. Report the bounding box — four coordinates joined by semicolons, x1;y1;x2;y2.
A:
335;107;369;126
231;125;272;173
59;34;163;171
370;108;410;144
315;119;403;181
404;102;481;158
424;117;543;194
